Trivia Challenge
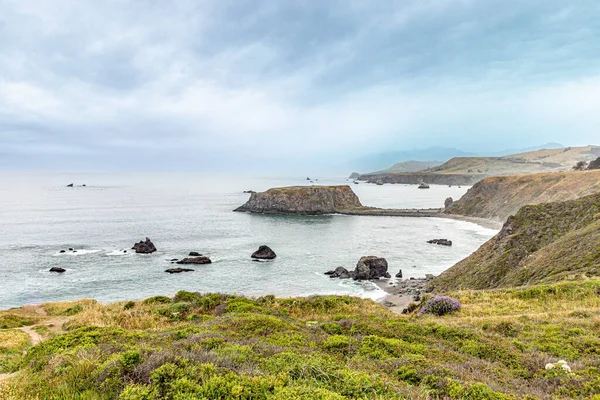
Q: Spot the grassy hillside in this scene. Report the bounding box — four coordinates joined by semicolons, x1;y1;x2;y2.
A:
373;161;442;174
445;170;600;221
430;145;600;175
434;192;600;292
0;282;600;399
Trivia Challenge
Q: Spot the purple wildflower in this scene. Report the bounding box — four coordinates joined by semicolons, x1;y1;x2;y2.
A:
418;296;461;316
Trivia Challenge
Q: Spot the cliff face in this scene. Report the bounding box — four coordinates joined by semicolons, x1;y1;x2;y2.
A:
234;185;363;215
432;192;600;291
445;170;600;221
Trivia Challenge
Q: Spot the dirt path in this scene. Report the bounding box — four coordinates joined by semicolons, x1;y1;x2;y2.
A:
0;307;70;383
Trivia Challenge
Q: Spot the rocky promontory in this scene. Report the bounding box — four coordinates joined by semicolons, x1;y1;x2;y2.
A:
234;185;363;215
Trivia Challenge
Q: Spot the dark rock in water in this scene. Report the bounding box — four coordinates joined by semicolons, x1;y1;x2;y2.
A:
49;267;66;273
169;258;178;262
72;250;77;253
383;272;391;279
243;190;256;194
354;256;388;280
82;184;87;187
189;252;202;257
306;177;311;181
66;183;73;187
326;266;354;279
59;250;66;253
165;268;194;274
444;197;454;208
177;256;212;265
123;250;127;253
427;239;452;246
132;238;157;254
395;270;403;278
68;248;74;251
251;245;276;260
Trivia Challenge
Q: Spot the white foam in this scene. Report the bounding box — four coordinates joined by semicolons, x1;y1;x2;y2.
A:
106;249;131;256
53;249;101;256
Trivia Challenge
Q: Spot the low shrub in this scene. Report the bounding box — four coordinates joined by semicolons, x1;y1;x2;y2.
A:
419;296;461;316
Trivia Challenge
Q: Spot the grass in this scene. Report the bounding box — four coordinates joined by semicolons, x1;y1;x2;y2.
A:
0;283;598;399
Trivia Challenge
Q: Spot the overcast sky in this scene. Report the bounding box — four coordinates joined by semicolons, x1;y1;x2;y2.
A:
1;0;600;172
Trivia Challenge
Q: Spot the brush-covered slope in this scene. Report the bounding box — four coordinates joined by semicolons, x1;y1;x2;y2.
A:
433;192;600;292
2;281;600;399
445;170;600;221
235;185;363;215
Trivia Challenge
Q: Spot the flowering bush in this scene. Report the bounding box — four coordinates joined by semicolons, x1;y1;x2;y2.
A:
418;296;461;316
545;360;572;374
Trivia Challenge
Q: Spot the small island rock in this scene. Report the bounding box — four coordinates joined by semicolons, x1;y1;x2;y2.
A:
189;252;202;257
177;256;212;265
354;256;389;280
427;239;453;246
132;238;157;254
49;267;66;273
251;245;276;260
165;268;194;274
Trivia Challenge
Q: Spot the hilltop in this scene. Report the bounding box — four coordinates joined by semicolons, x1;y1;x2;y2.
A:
2;280;600;399
358;145;600;185
369;160;442;174
433;191;600;292
445;169;600;221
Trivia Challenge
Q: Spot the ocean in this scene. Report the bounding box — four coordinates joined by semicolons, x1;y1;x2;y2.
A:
0;172;497;309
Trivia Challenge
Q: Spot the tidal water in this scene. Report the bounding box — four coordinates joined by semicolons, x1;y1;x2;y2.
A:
0;173;497;309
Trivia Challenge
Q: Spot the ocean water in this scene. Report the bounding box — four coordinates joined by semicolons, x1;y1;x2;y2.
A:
0;172;497;309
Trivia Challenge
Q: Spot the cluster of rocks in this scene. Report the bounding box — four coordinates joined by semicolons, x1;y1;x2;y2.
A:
59;248;78;254
325;256;390;281
66;183;86;187
387;275;435;303
427;239;452;246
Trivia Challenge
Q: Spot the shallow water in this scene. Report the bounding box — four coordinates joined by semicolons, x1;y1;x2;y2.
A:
0;173;496;309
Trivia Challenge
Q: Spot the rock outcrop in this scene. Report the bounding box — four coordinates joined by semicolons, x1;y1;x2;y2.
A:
325;267;352;279
427;239;452;246
354;256;390;280
132;238;157;254
165;268;195;274
234;185;363;215
189;252;202;257
348;172;360;179
49;267;66;273
177;256;212;265
251;245;276;260
444;197;454;208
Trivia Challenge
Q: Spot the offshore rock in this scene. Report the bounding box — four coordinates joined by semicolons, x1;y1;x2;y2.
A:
49;267;66;273
132;238;157;254
177;256;212;265
234;185;363;215
251;245;276;260
427;239;453;246
165;268;194;274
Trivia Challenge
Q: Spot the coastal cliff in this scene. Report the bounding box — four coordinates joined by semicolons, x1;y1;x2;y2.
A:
234;185;363;215
358;172;485;186
433;191;600;291
445;170;600;221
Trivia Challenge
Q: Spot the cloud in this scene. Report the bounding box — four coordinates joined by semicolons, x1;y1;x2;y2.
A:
0;0;599;171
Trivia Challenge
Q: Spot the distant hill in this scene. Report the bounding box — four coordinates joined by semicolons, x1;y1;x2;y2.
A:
371;160;442;174
358;145;600;185
351;147;475;172
445;170;600;221
433;191;600;291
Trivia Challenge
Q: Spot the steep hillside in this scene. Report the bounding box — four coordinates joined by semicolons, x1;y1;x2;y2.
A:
433;192;600;291
374;160;442;173
445;170;600;221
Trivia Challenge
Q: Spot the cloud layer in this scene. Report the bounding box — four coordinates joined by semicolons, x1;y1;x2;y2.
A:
1;0;599;171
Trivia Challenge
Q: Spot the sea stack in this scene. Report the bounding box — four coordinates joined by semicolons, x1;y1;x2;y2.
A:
234;185;363;215
251;245;277;260
132;238;157;254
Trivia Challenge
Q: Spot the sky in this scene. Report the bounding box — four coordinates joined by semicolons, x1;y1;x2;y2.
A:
1;0;600;173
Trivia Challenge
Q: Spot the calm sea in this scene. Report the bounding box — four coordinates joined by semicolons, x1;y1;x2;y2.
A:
0;172;497;309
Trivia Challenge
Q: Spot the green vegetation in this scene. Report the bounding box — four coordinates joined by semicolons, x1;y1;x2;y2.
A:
436;191;600;291
1;283;599;399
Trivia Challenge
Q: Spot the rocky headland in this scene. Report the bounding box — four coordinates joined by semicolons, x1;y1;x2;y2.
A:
234;185;364;215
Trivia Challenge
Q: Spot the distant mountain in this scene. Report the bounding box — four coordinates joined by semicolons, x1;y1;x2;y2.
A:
482;142;564;157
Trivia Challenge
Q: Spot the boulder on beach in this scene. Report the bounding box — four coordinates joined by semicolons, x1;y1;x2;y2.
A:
177;256;212;265
165;268;194;274
251;245;276;260
189;252;202;257
49;267;66;273
427;239;453;246
395;270;403;278
354;256;389;280
132;238;157;254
